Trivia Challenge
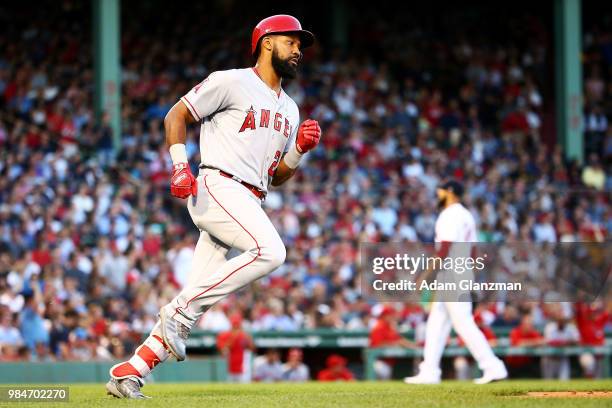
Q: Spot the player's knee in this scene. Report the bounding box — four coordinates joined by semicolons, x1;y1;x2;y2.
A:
269;242;287;269
260;239;286;270
450;316;475;338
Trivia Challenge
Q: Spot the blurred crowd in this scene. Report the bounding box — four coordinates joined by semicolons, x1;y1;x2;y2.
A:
0;0;610;375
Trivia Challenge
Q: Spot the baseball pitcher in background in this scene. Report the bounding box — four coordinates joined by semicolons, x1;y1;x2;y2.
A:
404;181;508;385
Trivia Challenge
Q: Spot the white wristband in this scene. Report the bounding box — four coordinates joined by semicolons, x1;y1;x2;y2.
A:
169;143;188;165
283;144;304;169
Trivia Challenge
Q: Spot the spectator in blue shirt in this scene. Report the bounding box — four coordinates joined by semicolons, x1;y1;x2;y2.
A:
19;294;49;350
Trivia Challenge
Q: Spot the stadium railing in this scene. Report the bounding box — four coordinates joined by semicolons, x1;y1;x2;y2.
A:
181;328;612;350
363;344;612;380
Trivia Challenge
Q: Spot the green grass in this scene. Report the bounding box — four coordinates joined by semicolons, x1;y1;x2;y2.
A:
2;380;611;408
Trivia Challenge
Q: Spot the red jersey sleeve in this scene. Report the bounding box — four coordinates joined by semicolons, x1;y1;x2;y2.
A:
217;331;229;351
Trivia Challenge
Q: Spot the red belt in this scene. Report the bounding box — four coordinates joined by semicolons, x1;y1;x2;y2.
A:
200;166;266;200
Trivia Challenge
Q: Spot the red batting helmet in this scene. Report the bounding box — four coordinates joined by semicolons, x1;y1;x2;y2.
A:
251;14;315;56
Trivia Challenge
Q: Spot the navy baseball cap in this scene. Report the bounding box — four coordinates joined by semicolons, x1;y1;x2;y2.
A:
438;180;464;197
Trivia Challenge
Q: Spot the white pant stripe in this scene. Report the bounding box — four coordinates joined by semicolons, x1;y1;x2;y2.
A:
128;353;151;377
143;335;169;360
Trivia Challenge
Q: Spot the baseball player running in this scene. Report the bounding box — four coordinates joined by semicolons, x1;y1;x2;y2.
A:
106;15;320;399
404;180;507;385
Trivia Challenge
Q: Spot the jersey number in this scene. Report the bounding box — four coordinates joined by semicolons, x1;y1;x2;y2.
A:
268;150;281;177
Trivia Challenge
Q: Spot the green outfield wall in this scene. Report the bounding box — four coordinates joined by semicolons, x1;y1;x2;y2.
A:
0;358;227;384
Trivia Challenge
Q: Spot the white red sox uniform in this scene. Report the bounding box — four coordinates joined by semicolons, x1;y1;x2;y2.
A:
166;67;299;328
109;68;302;383
416;203;506;382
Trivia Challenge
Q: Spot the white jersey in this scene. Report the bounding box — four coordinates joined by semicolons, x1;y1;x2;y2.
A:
180;68;299;191
435;202;477;244
435;203;478;277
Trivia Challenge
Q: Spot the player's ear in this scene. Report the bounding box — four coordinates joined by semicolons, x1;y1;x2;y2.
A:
262;36;273;53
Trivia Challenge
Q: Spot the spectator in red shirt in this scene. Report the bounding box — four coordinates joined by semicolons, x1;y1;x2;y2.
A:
317;354;354;381
89;304;108;338
575;301;609;346
217;313;254;383
501;106;529;134
575;301;611;378
506;314;545;377
399;302;425;330
454;314;498;380
31;241;52;268
369;306;415;379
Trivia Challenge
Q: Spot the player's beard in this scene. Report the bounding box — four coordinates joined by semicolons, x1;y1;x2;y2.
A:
271;48;298;79
437;196;448;210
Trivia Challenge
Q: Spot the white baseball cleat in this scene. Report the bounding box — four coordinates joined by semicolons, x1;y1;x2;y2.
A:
106;378;150;399
159;307;190;361
473;364;508;384
403;373;441;385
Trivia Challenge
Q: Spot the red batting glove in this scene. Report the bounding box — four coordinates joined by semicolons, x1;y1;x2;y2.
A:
170;163;197;199
296;119;321;153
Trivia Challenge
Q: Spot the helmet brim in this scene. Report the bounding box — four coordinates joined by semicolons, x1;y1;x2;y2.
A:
253;30;315;56
291;29;315;49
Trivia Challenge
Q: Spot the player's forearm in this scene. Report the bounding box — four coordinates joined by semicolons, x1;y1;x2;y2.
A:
271;157;297;186
271;131;309;187
416;250;447;284
415;264;437;286
271;119;321;187
164;101;196;152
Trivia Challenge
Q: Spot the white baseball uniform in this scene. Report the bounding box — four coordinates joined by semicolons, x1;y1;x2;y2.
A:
161;68;299;330
418;203;506;380
109;68;309;386
181;68;299;190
